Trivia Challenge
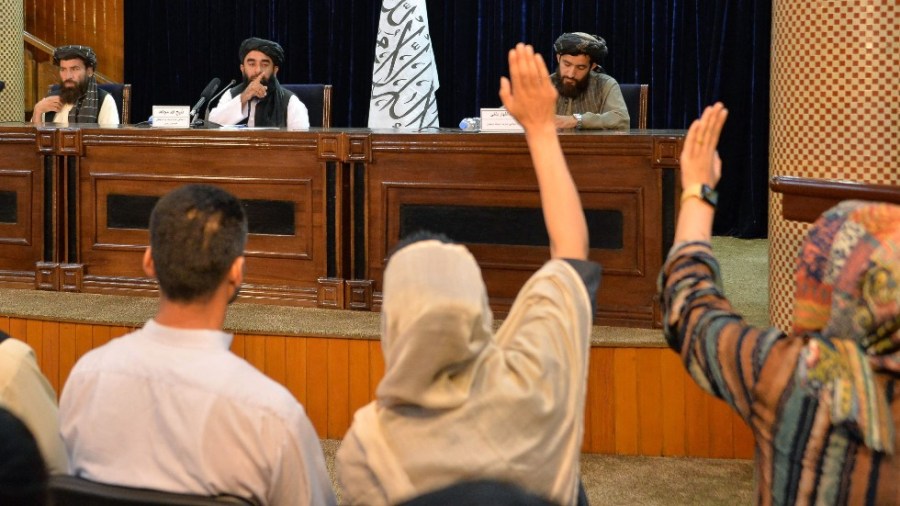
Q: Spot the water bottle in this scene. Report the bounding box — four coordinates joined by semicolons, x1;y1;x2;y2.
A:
459;117;481;131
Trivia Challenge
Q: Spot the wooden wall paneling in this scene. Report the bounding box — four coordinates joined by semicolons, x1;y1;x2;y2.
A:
0;126;44;289
108;325;131;339
326;339;350;438
0;315;8;333
684;374;711;457
285;336;308;406
91;324;109;348
581;379;592;453
25;319;43;370
587;348;616;454
659;350;686;456
347;340;371;418
24;0;125;82
58;322;76;392
637;348;663;456
306;338;328;438
612;348;638;455
244;334;266;374
368;340;384;400
265;335;287;386
733;415;755;459
41;320;60;394
230;333;245;359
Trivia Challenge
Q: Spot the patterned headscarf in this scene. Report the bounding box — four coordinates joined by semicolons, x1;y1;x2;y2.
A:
238;37;285;67
553;32;608;66
52;45;97;68
793;200;900;452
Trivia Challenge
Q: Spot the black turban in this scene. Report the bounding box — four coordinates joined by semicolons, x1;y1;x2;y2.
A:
239;37;285;67
53;45;97;68
553;32;608;64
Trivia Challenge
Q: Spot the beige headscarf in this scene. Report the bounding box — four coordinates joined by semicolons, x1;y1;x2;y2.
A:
337;240;593;505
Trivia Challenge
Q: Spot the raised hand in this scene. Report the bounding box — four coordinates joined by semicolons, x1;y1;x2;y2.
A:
240;74;268;105
499;43;558;132
680;103;728;189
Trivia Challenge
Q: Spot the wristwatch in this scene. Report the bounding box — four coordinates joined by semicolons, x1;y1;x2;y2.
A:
680;183;718;208
573;113;583;130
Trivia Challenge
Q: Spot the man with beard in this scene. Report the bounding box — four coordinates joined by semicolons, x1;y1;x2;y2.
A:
550;32;629;130
60;185;335;505
209;37;310;129
31;45;119;125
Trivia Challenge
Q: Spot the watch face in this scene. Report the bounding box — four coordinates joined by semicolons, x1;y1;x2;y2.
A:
701;185;718;207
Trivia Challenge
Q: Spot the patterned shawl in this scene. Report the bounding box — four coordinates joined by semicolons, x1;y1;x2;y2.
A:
66;75;101;124
793;200;900;452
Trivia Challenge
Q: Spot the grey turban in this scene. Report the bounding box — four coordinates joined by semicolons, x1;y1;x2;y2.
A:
239;37;285;67
53;45;97;68
553;32;608;64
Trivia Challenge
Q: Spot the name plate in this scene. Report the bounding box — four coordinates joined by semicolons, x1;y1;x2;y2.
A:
152;106;190;128
480;108;524;132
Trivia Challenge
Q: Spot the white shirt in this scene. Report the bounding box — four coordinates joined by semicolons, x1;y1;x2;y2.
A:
60;319;335;506
208;89;310;129
0;338;69;475
44;93;120;125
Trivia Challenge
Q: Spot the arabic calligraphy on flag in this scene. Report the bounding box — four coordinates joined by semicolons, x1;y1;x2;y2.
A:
368;0;440;129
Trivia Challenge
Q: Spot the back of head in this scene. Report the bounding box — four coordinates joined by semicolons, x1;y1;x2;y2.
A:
793;200;900;363
53;44;97;70
150;184;247;302
0;407;47;506
554;32;608;67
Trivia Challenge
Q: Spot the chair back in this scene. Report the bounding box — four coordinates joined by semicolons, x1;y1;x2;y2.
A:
281;84;332;127
48;475;255;505
47;83;132;124
618;83;648;129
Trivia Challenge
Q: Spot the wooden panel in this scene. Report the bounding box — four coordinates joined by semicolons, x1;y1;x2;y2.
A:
637;349;663;455
660;350;687;456
613;348;639;455
363;131;677;327
0;126;44;289
588;348;616;454
770;176;900;223
306;338;328;438
326;339;350;438
348;340;371;417
5;314;764;460
265;336;286;386
41;321;60;394
285;337;308;406
24;0;125;82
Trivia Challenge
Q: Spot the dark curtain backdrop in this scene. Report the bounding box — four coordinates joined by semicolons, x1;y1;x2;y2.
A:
124;0;770;237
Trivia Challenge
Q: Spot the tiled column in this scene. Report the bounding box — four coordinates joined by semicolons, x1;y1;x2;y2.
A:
768;0;899;331
0;0;25;121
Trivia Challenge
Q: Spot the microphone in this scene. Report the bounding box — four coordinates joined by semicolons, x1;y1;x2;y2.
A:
189;78;221;119
203;79;237;119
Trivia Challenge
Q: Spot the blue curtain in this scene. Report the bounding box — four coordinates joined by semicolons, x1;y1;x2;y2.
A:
125;0;770;237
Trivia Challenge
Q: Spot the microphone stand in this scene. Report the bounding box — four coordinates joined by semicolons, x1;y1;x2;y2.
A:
193;79;237;129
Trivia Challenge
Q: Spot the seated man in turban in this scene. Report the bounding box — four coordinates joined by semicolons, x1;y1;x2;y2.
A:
31;45;120;125
660;103;899;503
337;44;599;506
209;37;310;129
551;32;629;130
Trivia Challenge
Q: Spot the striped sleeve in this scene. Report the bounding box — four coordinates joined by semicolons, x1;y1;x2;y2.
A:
659;241;785;421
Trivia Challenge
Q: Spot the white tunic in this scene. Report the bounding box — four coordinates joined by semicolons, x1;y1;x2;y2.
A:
208;89;310;129
60;319;335;506
44;93;120;125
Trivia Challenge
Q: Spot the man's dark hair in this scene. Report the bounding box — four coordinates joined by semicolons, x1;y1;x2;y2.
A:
149;184;247;302
0;408;47;506
553;32;608;68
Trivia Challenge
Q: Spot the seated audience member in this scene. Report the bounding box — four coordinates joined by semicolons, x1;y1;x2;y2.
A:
551;32;629;130
660;103;899;504
337;44;600;505
0;330;68;474
208;37;310;129
59;185;335;505
0;407;47;506
31;45;120;125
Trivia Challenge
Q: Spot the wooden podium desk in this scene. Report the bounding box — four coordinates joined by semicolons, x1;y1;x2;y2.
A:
0;124;683;328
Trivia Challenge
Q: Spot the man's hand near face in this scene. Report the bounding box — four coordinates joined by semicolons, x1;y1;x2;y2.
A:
32;96;63;123
240;74;268;107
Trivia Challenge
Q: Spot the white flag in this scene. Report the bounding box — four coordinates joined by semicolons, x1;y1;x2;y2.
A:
368;0;439;129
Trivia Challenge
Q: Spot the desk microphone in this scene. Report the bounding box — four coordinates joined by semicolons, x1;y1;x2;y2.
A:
204;79;237;119
189;78;221;119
